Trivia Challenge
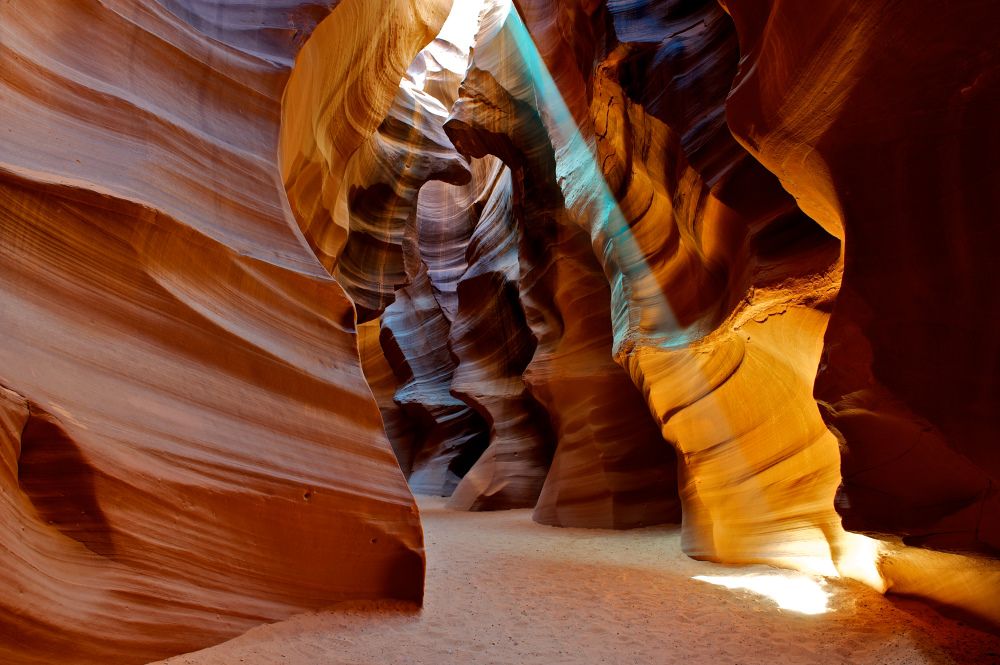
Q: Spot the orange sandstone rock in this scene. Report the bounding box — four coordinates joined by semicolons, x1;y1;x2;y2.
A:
720;0;1000;557
0;0;455;661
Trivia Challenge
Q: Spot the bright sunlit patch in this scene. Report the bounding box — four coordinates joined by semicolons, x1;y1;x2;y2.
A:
692;573;832;615
835;532;888;592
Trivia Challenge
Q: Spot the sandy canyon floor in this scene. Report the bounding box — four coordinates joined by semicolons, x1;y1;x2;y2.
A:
158;497;1000;665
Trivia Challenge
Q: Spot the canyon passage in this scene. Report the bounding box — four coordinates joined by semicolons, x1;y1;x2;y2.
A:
0;0;998;663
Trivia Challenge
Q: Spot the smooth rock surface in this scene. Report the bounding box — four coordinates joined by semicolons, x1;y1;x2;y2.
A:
0;1;445;661
721;0;1000;557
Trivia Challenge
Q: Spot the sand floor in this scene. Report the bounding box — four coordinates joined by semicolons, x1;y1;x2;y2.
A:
158;497;1000;665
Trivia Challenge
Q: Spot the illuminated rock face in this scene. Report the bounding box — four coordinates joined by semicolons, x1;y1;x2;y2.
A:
0;0;451;662
345;13;499;497
487;0;998;617
719;0;1000;557
596;0;847;566
2;0;999;660
340;2;679;524
445;62;682;528
441;0;1000;612
468;0;845;569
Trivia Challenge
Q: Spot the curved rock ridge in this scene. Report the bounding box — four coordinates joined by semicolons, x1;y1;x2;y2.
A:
500;0;999;623
358;320;418;476
444;159;557;512
720;0;1000;558
356;160;498;498
279;0;455;271
335;25;480;322
0;0;459;661
596;1;850;573
353;0;682;524
380;262;491;496
349;5;500;496
445;63;682;527
415;162;492;323
3;0;1000;658
456;0;844;561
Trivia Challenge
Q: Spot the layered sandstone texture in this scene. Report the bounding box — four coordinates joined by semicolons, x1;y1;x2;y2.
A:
345;9;497;497
467;0;849;576
447;0;999;621
720;0;1000;557
443;60;681;527
2;0;1000;662
341;1;682;526
0;0;456;663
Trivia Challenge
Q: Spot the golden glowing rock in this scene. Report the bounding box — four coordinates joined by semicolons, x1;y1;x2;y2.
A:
279;0;455;270
721;0;1000;558
446;61;682;527
3;1;999;659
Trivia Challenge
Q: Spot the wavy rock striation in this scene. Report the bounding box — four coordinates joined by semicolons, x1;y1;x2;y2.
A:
720;0;1000;558
380;262;490;496
463;0;843;564
335;41;472;321
0;0;454;662
501;0;999;621
446;13;682;527
358;320;418;476
350;6;498;497
3;0;999;656
446;160;557;511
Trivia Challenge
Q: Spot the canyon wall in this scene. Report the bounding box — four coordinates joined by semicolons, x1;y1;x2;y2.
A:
505;0;999;617
1;0;998;661
343;2;682;525
0;1;452;662
470;0;852;574
720;0;1000;557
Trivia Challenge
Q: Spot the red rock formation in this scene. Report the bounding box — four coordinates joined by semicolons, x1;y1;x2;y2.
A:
719;0;1000;558
348;18;497;497
0;0;452;662
505;0;999;621
380;263;491;496
336;46;471;321
358;320;418;475
595;0;846;572
280;0;456;270
446;160;557;511
4;0;1000;657
446;50;682;526
463;0;839;557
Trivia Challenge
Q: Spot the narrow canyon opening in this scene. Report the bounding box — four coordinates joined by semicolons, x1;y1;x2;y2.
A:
279;0;864;569
274;0;1000;650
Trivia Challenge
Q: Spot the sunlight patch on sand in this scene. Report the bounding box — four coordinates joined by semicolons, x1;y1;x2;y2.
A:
693;573;831;615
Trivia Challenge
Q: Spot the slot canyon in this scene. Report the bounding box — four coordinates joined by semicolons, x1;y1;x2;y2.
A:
1;0;998;663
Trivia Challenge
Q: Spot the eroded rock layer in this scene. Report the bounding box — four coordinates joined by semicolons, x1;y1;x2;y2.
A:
462;0;842;565
446;55;682;527
0;0;451;662
358;320;418;476
447;161;557;511
3;0;1000;656
720;0;1000;557
341;6;503;495
335;35;474;321
502;0;999;620
381;263;491;496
